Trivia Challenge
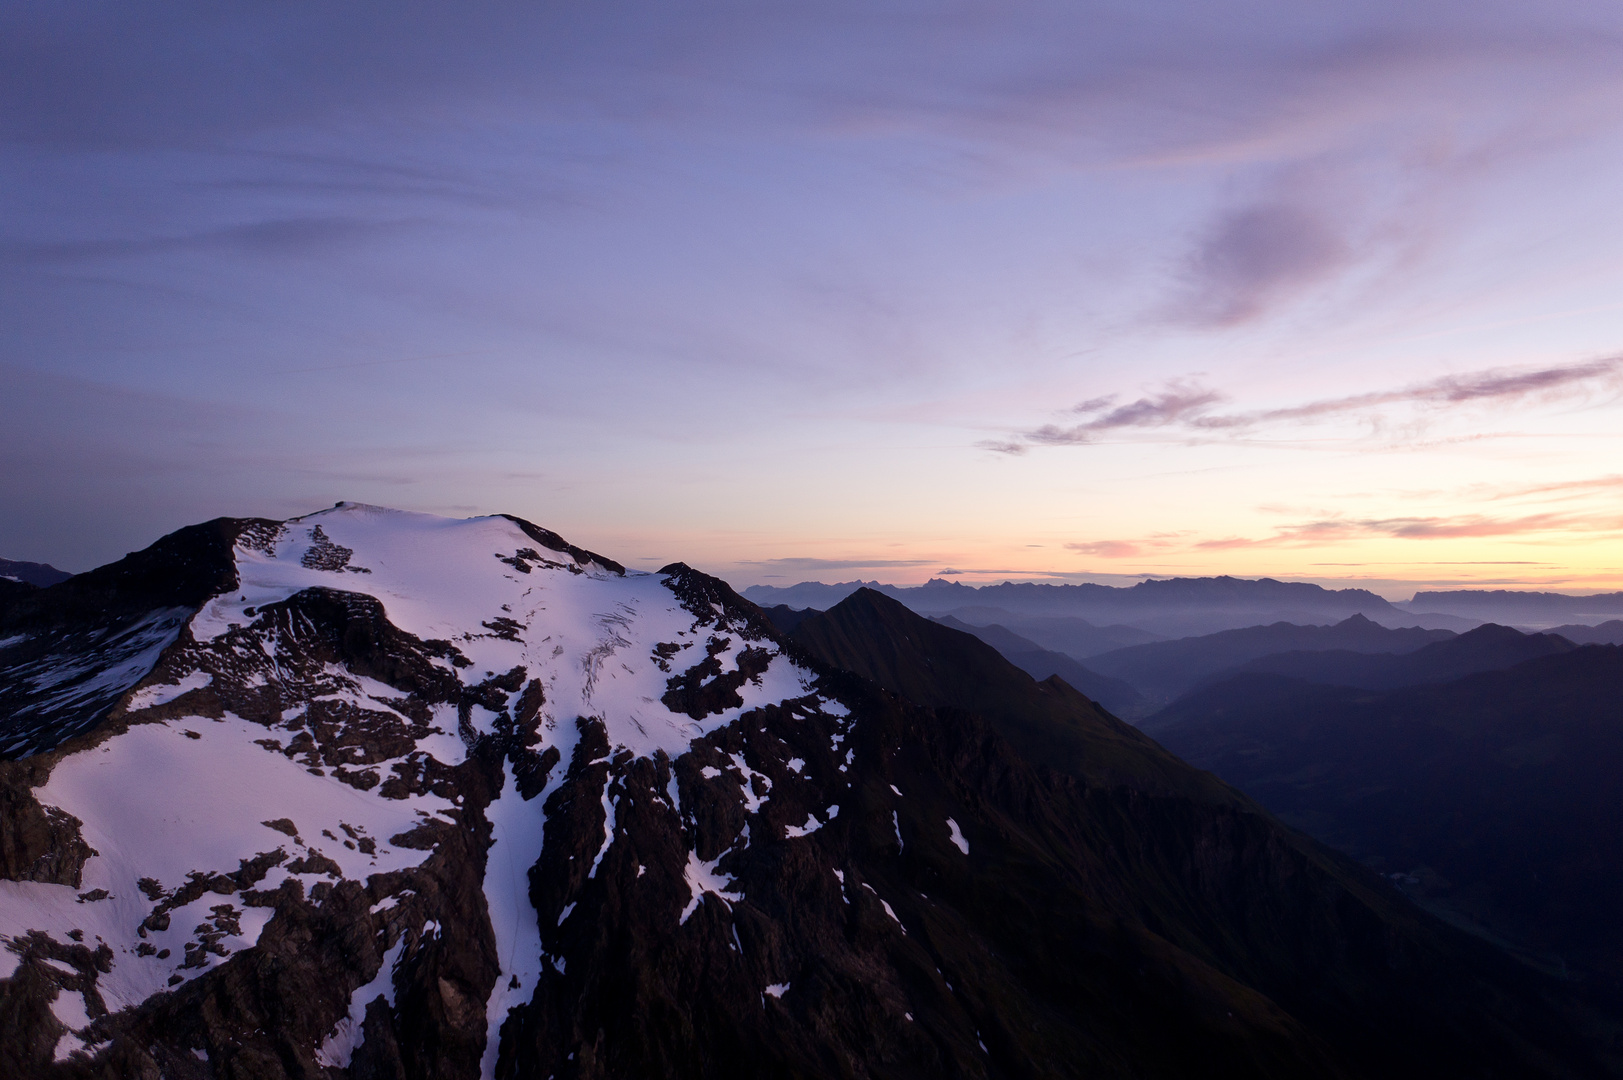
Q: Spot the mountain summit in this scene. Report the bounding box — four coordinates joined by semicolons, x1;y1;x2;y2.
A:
0;507;1614;1078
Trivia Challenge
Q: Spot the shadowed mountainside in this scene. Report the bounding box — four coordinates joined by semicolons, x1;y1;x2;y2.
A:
1145;645;1623;988
786;588;1623;1077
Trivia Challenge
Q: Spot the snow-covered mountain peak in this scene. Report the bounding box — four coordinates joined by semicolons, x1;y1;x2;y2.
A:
0;507;840;1070
185;505;811;762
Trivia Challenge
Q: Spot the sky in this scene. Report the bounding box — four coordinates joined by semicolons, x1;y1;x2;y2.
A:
4;1;1623;597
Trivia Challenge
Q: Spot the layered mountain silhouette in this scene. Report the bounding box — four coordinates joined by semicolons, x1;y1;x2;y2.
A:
0;512;1617;1078
745;577;1412;638
1145;646;1623;990
1075;615;1453;708
1227;623;1576;691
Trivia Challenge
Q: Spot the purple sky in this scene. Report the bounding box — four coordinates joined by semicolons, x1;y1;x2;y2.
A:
5;2;1623;595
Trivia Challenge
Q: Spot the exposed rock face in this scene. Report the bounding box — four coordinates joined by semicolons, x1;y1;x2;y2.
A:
0;508;1616;1079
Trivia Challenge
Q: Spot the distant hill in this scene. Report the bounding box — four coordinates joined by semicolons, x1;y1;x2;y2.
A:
1406;588;1623;627
1542;619;1623;646
1232;623;1576;691
0;557;72;587
1083;615;1454;707
930;615;1148;718
1144;645;1623;983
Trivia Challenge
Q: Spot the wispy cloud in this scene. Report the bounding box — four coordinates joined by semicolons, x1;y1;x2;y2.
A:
0;217;415;266
1477;473;1623;502
988;355;1623;452
1195;512;1606;550
1065;540;1146;558
738;557;935;571
1065;509;1623;562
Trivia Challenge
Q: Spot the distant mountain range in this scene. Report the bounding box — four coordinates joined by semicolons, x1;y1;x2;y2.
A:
744;576;1412;638
1409;589;1623;627
743;576;1623;637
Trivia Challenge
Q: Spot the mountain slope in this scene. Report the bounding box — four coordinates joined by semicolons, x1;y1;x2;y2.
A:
0;518;266;759
1145;646;1623;984
789;592;1620;1076
928;616;1148;718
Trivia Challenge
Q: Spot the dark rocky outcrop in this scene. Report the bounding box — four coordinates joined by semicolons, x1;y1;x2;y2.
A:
499;516;625;576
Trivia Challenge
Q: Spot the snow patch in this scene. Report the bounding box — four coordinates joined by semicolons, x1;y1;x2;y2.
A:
480;759;551;1080
947;818;969;855
51;986;91;1031
126;671;213;711
784;814;821;838
588;784;617;878
315;935;406;1068
680;849;743;924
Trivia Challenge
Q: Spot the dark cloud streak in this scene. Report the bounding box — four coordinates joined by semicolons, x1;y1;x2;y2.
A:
994;355;1623;452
